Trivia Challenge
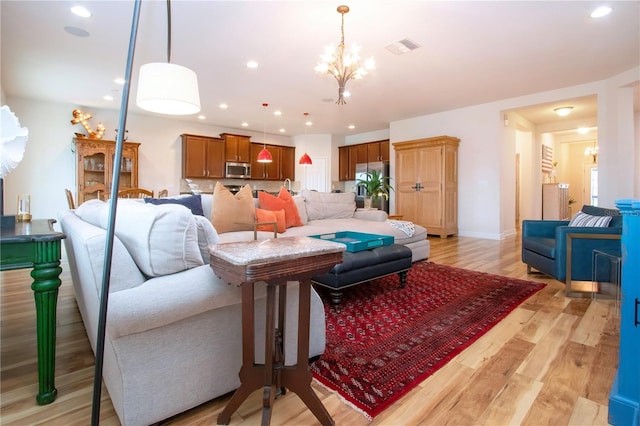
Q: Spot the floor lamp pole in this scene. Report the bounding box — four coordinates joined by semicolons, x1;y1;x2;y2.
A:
91;1;141;424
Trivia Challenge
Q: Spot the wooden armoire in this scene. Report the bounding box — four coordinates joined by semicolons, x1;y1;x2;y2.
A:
393;136;459;238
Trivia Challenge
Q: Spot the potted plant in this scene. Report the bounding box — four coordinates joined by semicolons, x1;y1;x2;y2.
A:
355;169;394;209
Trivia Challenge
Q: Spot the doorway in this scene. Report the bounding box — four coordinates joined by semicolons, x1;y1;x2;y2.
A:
585;164;598;206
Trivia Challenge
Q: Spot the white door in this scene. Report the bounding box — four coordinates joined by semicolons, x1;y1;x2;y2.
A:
303;157;327;192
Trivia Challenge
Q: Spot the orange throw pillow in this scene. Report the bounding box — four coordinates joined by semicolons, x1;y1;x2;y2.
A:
255;208;286;233
258;188;303;228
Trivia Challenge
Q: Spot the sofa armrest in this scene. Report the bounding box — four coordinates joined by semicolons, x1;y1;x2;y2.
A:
522;220;569;238
106;265;250;339
353;209;388;222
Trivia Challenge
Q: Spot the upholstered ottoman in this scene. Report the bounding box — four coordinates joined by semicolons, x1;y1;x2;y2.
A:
312;244;412;305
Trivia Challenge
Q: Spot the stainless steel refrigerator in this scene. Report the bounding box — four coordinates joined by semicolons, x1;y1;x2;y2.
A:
355;161;390;213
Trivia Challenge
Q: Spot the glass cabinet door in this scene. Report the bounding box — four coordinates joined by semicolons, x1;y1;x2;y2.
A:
82;152;107;201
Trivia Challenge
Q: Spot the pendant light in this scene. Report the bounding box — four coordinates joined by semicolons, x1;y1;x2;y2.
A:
299;113;313;165
257;103;273;163
136;0;200;115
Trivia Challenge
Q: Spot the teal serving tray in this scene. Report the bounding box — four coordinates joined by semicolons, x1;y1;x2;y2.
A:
309;231;394;252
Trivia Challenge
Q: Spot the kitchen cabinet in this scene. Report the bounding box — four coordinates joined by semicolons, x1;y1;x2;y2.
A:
338;146;350;181
221;133;251;163
367;140;390;162
394;136;459;238
181;134;225;179
338;140;390;181
250;143;295;180
74;137;140;204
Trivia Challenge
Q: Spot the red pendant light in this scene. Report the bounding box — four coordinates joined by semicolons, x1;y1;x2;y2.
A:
299;153;312;165
298;112;313;166
257;103;272;163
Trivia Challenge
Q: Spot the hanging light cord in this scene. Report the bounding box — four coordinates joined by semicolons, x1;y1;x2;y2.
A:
166;0;172;63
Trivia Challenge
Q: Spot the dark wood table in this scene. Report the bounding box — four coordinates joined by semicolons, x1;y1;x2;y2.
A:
209;236;344;426
0;219;66;405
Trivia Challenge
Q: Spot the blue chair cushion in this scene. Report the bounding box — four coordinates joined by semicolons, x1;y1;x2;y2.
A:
522;237;557;259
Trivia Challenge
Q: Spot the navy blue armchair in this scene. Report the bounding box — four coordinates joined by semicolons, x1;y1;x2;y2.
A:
522;205;622;295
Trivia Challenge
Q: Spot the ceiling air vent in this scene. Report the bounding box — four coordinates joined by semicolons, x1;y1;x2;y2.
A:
385;38;421;55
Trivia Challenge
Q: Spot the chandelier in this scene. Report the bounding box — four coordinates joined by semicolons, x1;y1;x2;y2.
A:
315;5;374;105
585;142;598;164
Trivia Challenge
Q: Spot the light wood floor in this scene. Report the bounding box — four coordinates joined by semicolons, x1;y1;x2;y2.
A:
1;234;619;425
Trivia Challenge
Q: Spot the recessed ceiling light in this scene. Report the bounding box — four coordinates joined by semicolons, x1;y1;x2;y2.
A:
241;122;249;127
246;60;258;69
114;78;125;85
577;127;590;134
71;6;92;18
103;95;114;101
198;115;206;120
554;106;573;117
219;103;228;109
590;6;612;18
305;121;312;126
348;124;355;129
279;128;286;133
274;110;282;116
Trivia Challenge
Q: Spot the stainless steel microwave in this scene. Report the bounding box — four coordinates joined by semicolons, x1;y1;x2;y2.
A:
225;162;251;179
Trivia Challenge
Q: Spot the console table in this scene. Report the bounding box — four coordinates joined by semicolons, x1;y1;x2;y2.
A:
0;219;66;405
209;236;344;426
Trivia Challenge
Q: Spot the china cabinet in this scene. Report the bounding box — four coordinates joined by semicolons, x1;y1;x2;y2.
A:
542;183;570;220
74;137;140;204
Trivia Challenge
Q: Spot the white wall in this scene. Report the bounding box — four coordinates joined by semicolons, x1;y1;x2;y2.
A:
384;67;638;239
2;97;292;222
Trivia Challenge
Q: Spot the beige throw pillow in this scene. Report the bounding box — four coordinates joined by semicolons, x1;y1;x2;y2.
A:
211;182;255;234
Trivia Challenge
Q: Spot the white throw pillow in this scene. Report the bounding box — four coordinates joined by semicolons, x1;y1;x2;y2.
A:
301;190;355;221
568;211;612;227
193;215;220;263
293;195;308;225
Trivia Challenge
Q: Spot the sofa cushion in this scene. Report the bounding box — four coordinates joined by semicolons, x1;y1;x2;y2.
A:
211;182;255;233
144;194;204;216
77;199;204;277
300;190;355;221
522;237;557;259
255;208;286;233
569;211;612;227
258;188;303;228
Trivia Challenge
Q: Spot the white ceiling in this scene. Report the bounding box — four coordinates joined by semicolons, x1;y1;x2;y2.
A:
1;1;639;138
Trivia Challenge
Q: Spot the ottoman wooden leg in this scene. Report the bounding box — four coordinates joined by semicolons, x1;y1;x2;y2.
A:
398;270;408;288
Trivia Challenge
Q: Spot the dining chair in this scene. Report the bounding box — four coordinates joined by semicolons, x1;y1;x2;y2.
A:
158;189;168;198
65;189;75;209
117;188;154;199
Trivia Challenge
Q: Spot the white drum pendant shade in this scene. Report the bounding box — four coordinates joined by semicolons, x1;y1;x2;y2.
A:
136;62;201;115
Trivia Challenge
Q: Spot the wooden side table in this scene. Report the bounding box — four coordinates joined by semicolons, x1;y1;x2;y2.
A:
209;236;344;426
0;219;66;404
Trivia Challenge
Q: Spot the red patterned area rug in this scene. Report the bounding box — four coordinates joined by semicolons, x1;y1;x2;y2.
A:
310;261;545;420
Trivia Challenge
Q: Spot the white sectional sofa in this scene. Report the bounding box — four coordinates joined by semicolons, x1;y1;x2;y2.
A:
58;188;428;425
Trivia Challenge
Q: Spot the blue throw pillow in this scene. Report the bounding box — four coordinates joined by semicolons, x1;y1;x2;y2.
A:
144;194;204;216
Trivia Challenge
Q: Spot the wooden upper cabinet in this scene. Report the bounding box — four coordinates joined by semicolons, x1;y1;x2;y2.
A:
74;137;140;204
221;133;250;163
182;134;224;178
250;143;295;181
338;146;349;181
366;140;390;162
279;146;295;180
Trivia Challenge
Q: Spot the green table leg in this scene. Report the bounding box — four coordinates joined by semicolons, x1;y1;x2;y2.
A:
30;240;62;405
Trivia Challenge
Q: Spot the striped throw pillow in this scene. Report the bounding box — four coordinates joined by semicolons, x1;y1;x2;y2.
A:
568;211;612;227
